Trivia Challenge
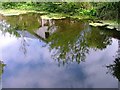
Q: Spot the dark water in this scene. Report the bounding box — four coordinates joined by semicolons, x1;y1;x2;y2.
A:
0;13;120;88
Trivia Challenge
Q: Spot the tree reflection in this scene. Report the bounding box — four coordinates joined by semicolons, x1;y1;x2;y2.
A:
47;19;87;64
85;27;112;50
107;40;120;82
46;19;112;65
0;19;20;37
0;61;6;78
0;61;5;90
106;39;120;89
107;57;120;81
0;13;118;65
107;56;120;89
0;17;29;56
19;31;29;56
3;13;41;33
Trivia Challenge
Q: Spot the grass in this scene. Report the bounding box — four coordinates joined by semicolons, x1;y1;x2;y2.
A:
0;9;47;16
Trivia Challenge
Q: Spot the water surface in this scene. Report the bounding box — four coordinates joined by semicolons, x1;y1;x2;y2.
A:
0;13;120;88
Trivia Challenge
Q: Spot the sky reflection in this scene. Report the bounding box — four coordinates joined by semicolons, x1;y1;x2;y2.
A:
1;30;118;88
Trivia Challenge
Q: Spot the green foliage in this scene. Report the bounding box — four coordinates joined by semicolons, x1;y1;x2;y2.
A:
95;2;119;20
78;9;96;16
0;61;6;76
1;2;34;10
107;57;120;81
47;19;89;63
4;13;41;33
85;27;112;50
45;19;114;63
0;2;118;20
1;12;119;64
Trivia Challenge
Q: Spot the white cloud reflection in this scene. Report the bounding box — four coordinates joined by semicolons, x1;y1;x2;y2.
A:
81;39;118;88
0;31;119;88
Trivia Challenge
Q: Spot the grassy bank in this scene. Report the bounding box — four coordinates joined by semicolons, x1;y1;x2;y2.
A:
0;2;119;20
0;7;118;31
0;9;94;19
0;9;48;16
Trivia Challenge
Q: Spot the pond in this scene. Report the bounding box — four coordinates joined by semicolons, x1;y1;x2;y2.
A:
0;13;120;88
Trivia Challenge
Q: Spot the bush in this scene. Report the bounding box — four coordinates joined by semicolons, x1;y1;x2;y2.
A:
95;2;119;20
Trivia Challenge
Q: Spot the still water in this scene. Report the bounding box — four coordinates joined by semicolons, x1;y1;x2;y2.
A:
0;13;120;88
